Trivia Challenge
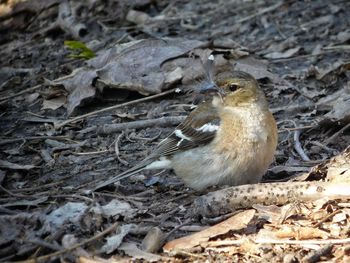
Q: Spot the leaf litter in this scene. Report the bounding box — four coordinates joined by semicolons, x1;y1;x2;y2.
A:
0;0;350;262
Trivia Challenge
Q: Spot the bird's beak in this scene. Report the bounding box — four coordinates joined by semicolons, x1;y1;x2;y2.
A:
200;81;225;96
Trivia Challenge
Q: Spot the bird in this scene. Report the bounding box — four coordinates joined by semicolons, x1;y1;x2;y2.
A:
93;67;278;192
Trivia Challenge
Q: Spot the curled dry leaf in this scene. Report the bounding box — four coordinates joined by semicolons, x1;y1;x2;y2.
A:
50;68;97;116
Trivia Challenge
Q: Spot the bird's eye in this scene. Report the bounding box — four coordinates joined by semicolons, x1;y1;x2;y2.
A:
228;84;239;91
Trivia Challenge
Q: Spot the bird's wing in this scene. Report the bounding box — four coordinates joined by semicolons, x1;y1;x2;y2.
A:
91;101;220;192
148;101;220;158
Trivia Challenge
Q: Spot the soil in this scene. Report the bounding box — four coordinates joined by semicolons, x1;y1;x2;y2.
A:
0;0;350;262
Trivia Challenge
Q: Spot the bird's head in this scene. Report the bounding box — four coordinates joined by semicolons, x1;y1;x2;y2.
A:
200;71;268;108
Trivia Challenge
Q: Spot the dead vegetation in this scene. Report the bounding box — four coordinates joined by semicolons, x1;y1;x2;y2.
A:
0;0;350;262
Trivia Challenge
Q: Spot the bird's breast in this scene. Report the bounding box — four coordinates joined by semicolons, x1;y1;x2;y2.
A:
215;105;273;154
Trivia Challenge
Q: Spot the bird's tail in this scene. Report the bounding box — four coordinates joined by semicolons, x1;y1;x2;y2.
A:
92;162;149;192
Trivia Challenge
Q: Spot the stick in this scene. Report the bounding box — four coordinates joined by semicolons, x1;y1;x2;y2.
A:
324;123;350;146
302;244;333;263
294;130;311;161
0;135;69;146
191;182;350;217
204;237;350;247
0;84;42;103
94;116;186;135
57;1;87;39
15;222;119;263
55;88;177;129
236;1;283;24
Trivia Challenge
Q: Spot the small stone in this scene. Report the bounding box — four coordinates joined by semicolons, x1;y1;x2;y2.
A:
283;253;298;263
141;227;164;253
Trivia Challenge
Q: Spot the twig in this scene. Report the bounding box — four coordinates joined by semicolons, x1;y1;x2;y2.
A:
94;116;186;135
129;130;162;142
72;149;110;155
50;194;94;203
15;222;119;263
0;135;69;146
25;238;62;252
55;88;177;129
168;250;206;259
309;141;336;154
324;123;350;146
322;45;350;51
279;125;315;132
236;1;283;24
57;0;87;39
0;185;32;198
313;210;341;228
270;102;314;113
294;130;311;161
204;238;350;247
10;174;74;193
302;244;333;263
115;131;129;166
0;84;42;103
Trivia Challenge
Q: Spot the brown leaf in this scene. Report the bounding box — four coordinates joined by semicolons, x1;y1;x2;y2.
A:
96;38;204;95
163;209;255;251
276;225;329;240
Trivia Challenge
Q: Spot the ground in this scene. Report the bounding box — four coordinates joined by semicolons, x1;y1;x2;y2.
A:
0;0;350;262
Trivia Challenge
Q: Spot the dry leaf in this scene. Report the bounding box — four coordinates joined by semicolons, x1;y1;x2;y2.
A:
276;225;329;240
126;10;151;24
101;225;132;254
50;68;97;116
323;95;350;124
163;209;255;251
264;46;301;59
253;204;282;224
90;199;137;218
0;160;36;170
79;256;113;263
96;38;204;95
119;242;166;262
232;56;280;81
45;202;88;230
26;92;40;103
42;95;66;110
62;234;90;257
